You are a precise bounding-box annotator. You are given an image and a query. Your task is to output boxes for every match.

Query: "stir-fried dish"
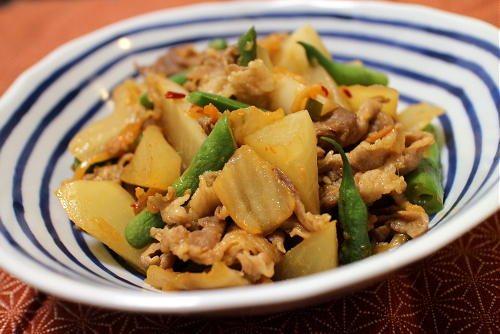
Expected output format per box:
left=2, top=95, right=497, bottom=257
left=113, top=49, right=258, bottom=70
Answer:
left=56, top=25, right=445, bottom=290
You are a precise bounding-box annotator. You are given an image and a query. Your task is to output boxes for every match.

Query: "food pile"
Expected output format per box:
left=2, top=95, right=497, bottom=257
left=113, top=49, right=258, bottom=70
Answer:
left=56, top=25, right=444, bottom=290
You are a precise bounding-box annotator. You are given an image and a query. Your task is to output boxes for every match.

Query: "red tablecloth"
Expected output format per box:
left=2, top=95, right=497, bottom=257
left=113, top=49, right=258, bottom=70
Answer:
left=0, top=1, right=498, bottom=333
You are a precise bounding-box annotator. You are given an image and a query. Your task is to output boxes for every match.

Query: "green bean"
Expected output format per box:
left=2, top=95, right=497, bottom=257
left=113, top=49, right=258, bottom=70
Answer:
left=209, top=38, right=228, bottom=50
left=298, top=41, right=388, bottom=86
left=187, top=91, right=251, bottom=111
left=125, top=113, right=237, bottom=248
left=321, top=137, right=371, bottom=264
left=422, top=124, right=442, bottom=164
left=404, top=124, right=444, bottom=215
left=169, top=69, right=189, bottom=85
left=238, top=26, right=257, bottom=66
left=125, top=211, right=164, bottom=248
left=171, top=112, right=237, bottom=197
left=139, top=92, right=154, bottom=109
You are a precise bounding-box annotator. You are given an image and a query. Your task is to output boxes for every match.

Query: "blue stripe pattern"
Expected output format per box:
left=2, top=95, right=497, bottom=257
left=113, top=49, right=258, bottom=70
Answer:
left=0, top=7, right=498, bottom=291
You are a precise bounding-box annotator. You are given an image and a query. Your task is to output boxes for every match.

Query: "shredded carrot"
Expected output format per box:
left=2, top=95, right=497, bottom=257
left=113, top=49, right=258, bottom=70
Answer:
left=365, top=126, right=394, bottom=143
left=188, top=105, right=204, bottom=119
left=188, top=104, right=220, bottom=123
left=202, top=104, right=221, bottom=123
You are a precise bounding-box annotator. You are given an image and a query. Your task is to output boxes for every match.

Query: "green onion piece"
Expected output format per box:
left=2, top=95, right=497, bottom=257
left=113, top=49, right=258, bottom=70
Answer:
left=209, top=38, right=228, bottom=50
left=71, top=158, right=81, bottom=171
left=305, top=98, right=323, bottom=121
left=71, top=157, right=115, bottom=174
left=139, top=93, right=154, bottom=109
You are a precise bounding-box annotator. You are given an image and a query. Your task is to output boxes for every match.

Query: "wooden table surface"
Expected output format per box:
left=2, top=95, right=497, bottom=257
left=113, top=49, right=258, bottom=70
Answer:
left=0, top=1, right=498, bottom=333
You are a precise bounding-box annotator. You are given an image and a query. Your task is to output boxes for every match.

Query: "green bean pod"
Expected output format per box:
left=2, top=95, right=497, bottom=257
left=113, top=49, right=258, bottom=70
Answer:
left=238, top=26, right=257, bottom=66
left=422, top=124, right=442, bottom=164
left=169, top=69, right=189, bottom=85
left=187, top=91, right=251, bottom=111
left=298, top=41, right=388, bottom=86
left=171, top=112, right=237, bottom=197
left=321, top=137, right=371, bottom=264
left=404, top=124, right=444, bottom=215
left=125, top=211, right=164, bottom=248
left=125, top=113, right=237, bottom=248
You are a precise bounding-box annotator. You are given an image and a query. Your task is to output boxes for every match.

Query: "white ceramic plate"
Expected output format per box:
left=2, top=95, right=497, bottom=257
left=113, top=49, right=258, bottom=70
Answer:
left=0, top=1, right=498, bottom=314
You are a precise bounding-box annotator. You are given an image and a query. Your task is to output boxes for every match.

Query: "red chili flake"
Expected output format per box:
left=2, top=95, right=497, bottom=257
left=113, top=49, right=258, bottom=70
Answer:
left=321, top=85, right=329, bottom=97
left=130, top=202, right=140, bottom=209
left=165, top=91, right=186, bottom=99
left=342, top=88, right=352, bottom=98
